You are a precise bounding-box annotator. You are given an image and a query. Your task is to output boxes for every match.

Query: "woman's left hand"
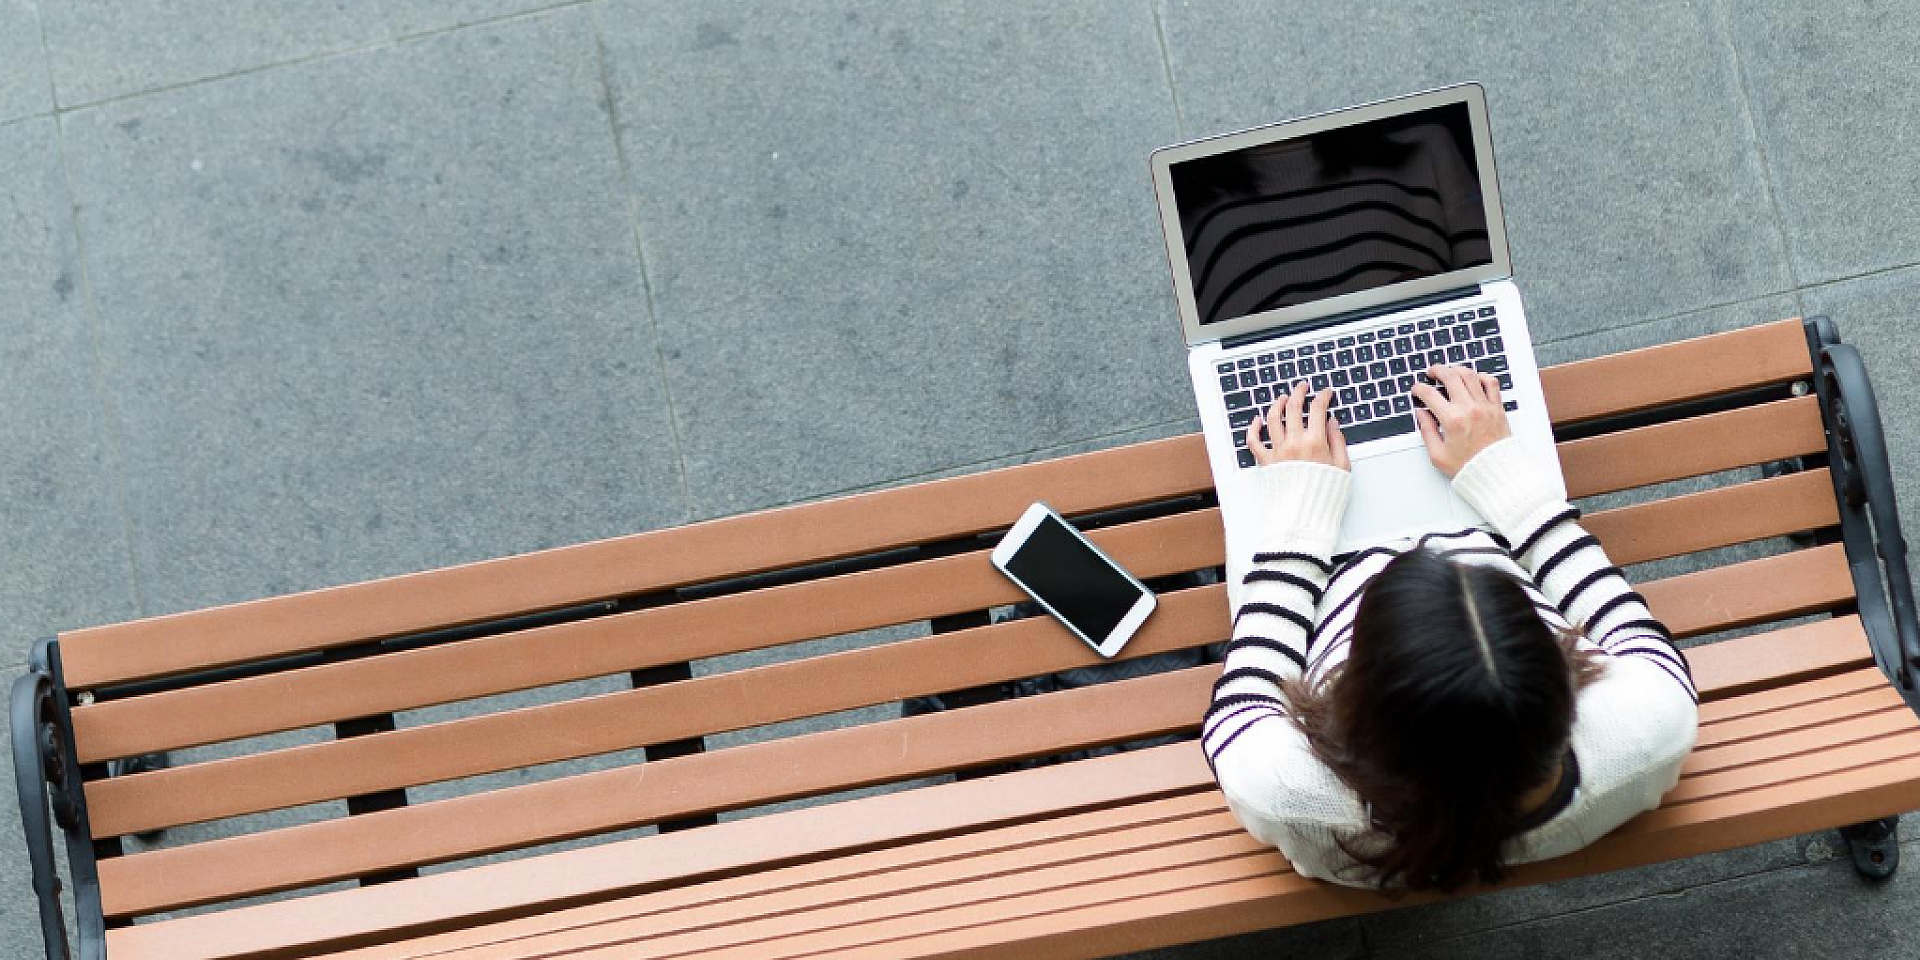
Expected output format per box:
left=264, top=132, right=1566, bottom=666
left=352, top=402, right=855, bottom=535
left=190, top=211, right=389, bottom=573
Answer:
left=1247, top=381, right=1350, bottom=472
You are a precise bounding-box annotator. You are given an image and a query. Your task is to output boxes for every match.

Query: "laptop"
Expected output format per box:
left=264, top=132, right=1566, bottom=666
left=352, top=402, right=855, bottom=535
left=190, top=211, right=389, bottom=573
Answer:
left=1149, top=82, right=1568, bottom=554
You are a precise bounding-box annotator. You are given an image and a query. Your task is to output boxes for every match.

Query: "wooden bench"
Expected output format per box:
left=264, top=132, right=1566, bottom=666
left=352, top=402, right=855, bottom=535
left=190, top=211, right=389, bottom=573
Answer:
left=13, top=316, right=1920, bottom=959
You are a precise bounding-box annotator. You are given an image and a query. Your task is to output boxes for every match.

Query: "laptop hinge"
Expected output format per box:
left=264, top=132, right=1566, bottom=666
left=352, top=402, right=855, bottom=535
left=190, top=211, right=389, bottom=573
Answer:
left=1219, top=284, right=1484, bottom=351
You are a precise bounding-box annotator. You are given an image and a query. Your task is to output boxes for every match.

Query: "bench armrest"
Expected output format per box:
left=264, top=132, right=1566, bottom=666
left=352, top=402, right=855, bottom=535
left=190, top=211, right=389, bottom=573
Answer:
left=1812, top=328, right=1920, bottom=705
left=13, top=642, right=107, bottom=960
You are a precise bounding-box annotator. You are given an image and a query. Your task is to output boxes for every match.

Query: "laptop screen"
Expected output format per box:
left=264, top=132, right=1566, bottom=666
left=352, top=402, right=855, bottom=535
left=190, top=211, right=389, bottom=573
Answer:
left=1168, top=102, right=1491, bottom=327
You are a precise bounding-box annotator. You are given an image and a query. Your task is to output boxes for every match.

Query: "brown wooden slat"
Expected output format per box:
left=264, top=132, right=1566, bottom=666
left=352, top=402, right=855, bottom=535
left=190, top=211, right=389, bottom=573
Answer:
left=1686, top=615, right=1870, bottom=703
left=1642, top=543, right=1854, bottom=639
left=1557, top=395, right=1826, bottom=499
left=1584, top=468, right=1837, bottom=567
left=70, top=508, right=1226, bottom=763
left=1699, top=666, right=1883, bottom=726
left=58, top=434, right=1217, bottom=689
left=1538, top=318, right=1810, bottom=426
left=83, top=584, right=1229, bottom=838
left=96, top=665, right=1219, bottom=916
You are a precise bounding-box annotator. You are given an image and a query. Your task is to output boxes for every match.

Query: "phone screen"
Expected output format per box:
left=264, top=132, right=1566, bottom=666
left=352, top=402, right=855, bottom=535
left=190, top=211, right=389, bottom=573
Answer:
left=1002, top=514, right=1146, bottom=644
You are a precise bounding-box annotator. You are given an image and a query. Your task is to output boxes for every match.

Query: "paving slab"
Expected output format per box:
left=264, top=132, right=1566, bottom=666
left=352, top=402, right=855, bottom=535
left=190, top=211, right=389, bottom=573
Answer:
left=0, top=116, right=141, bottom=648
left=1722, top=0, right=1920, bottom=285
left=37, top=0, right=572, bottom=107
left=597, top=0, right=1190, bottom=519
left=0, top=0, right=51, bottom=123
left=1156, top=0, right=1794, bottom=345
left=60, top=8, right=687, bottom=617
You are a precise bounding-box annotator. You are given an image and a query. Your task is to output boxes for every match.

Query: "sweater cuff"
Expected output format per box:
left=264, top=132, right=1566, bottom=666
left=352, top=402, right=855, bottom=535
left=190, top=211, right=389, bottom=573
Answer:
left=1248, top=461, right=1353, bottom=554
left=1450, top=437, right=1566, bottom=536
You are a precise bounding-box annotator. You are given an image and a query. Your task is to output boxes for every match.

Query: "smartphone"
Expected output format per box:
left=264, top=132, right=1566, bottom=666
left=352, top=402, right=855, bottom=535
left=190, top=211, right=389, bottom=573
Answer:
left=989, top=502, right=1157, bottom=658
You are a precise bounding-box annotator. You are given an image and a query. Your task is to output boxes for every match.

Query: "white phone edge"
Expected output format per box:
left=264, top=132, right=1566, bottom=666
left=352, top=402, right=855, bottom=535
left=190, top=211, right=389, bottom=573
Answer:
left=990, top=501, right=1159, bottom=659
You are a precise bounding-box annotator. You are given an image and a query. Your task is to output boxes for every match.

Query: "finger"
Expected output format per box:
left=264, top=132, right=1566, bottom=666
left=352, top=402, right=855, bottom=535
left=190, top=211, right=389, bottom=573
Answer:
left=1245, top=411, right=1268, bottom=461
left=1307, top=384, right=1332, bottom=438
left=1480, top=372, right=1501, bottom=404
left=1285, top=380, right=1309, bottom=433
left=1327, top=409, right=1350, bottom=470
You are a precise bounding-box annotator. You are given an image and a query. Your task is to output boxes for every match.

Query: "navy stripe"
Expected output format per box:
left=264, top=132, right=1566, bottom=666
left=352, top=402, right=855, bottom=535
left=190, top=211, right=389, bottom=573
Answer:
left=1609, top=617, right=1675, bottom=642
left=1308, top=624, right=1355, bottom=673
left=1536, top=534, right=1602, bottom=584
left=1585, top=590, right=1651, bottom=636
left=1242, top=569, right=1325, bottom=600
left=1416, top=527, right=1498, bottom=545
left=1514, top=507, right=1582, bottom=558
left=1560, top=565, right=1624, bottom=616
left=1438, top=545, right=1512, bottom=560
left=1252, top=551, right=1333, bottom=573
left=1208, top=711, right=1280, bottom=762
left=1640, top=655, right=1700, bottom=703
left=1226, top=637, right=1308, bottom=672
left=1214, top=666, right=1288, bottom=695
left=1204, top=701, right=1284, bottom=739
left=1331, top=545, right=1400, bottom=583
left=1609, top=638, right=1695, bottom=680
left=1237, top=602, right=1314, bottom=634
left=1211, top=692, right=1285, bottom=711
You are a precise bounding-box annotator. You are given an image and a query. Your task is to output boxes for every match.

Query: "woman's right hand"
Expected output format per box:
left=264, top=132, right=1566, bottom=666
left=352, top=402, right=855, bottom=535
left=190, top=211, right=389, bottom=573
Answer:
left=1410, top=364, right=1511, bottom=478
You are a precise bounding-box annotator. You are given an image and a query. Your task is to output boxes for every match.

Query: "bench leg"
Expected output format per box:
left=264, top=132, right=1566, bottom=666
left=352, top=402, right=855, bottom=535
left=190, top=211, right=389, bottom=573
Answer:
left=1838, top=817, right=1901, bottom=880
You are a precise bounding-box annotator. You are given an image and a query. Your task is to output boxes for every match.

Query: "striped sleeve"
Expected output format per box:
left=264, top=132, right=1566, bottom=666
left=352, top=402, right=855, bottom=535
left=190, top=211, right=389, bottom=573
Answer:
left=1451, top=438, right=1697, bottom=702
left=1206, top=461, right=1352, bottom=767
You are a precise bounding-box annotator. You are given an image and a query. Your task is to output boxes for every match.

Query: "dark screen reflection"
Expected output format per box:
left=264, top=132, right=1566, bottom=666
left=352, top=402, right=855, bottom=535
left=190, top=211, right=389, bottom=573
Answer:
left=1172, top=103, right=1491, bottom=325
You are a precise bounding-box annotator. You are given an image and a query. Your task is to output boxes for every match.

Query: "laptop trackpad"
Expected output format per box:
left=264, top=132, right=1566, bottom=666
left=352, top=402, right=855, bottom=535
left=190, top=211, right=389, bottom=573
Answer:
left=1337, top=447, right=1461, bottom=551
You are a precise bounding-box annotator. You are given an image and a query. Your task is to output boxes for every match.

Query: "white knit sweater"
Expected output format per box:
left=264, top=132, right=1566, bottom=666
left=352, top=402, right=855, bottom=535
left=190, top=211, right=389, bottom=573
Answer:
left=1204, top=437, right=1699, bottom=887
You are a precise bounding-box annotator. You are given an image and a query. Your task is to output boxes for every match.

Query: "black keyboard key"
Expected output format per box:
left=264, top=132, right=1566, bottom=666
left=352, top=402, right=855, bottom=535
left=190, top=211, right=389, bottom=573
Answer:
left=1333, top=407, right=1353, bottom=426
left=1359, top=382, right=1379, bottom=401
left=1393, top=394, right=1412, bottom=413
left=1257, top=353, right=1275, bottom=364
left=1337, top=336, right=1356, bottom=348
left=1503, top=399, right=1519, bottom=411
left=1414, top=332, right=1433, bottom=350
left=1225, top=391, right=1253, bottom=410
left=1319, top=355, right=1338, bottom=373
left=1466, top=340, right=1485, bottom=359
left=1336, top=349, right=1355, bottom=366
left=1498, top=373, right=1513, bottom=390
left=1277, top=361, right=1296, bottom=379
left=1372, top=399, right=1392, bottom=418
left=1478, top=306, right=1496, bottom=317
left=1428, top=349, right=1446, bottom=366
left=1354, top=404, right=1373, bottom=422
left=1229, top=408, right=1257, bottom=429
left=1407, top=352, right=1427, bottom=370
left=1369, top=361, right=1388, bottom=380
left=1237, top=358, right=1255, bottom=369
left=1447, top=345, right=1466, bottom=363
left=1381, top=377, right=1399, bottom=396
left=1318, top=342, right=1336, bottom=353
left=1395, top=336, right=1413, bottom=353
left=1417, top=319, right=1436, bottom=330
left=1356, top=345, right=1374, bottom=362
left=1434, top=328, right=1453, bottom=346
left=1240, top=371, right=1259, bottom=388
left=1331, top=369, right=1350, bottom=387
left=1258, top=366, right=1278, bottom=384
left=1253, top=385, right=1273, bottom=405
left=1359, top=330, right=1376, bottom=343
left=1471, top=319, right=1499, bottom=338
left=1277, top=348, right=1295, bottom=360
left=1343, top=412, right=1416, bottom=444
left=1339, top=387, right=1359, bottom=406
left=1476, top=356, right=1509, bottom=374
left=1375, top=340, right=1394, bottom=359
left=1389, top=357, right=1408, bottom=375
left=1397, top=323, right=1416, bottom=335
left=1441, top=314, right=1459, bottom=326
left=1311, top=374, right=1330, bottom=391
left=1488, top=336, right=1504, bottom=353
left=1220, top=375, right=1238, bottom=392
left=1233, top=429, right=1248, bottom=449
left=1397, top=374, right=1415, bottom=392
left=1237, top=449, right=1256, bottom=468
left=1217, top=362, right=1236, bottom=375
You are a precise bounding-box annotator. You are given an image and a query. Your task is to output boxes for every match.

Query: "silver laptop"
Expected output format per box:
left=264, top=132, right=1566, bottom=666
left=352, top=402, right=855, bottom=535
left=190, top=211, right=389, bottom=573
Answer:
left=1150, top=83, right=1567, bottom=554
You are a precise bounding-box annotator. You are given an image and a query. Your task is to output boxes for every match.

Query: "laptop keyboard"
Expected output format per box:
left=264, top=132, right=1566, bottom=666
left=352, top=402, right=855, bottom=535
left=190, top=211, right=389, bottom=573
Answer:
left=1218, top=305, right=1518, bottom=469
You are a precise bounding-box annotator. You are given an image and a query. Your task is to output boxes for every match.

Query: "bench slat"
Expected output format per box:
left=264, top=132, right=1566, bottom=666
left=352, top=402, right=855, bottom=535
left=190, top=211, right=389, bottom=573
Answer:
left=74, top=454, right=1842, bottom=767
left=1536, top=318, right=1811, bottom=426
left=1686, top=616, right=1873, bottom=703
left=94, top=616, right=1878, bottom=958
left=82, top=534, right=1852, bottom=841
left=1559, top=395, right=1825, bottom=500
left=56, top=321, right=1816, bottom=691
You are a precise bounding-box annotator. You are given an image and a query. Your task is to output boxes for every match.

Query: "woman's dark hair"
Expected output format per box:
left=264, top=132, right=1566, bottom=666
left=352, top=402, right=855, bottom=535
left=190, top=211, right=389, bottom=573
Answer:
left=1282, top=547, right=1603, bottom=893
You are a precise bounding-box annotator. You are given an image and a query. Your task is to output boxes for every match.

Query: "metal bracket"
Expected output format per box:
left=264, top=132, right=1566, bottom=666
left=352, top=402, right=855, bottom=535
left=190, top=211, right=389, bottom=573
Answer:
left=1839, top=816, right=1901, bottom=880
left=13, top=639, right=107, bottom=959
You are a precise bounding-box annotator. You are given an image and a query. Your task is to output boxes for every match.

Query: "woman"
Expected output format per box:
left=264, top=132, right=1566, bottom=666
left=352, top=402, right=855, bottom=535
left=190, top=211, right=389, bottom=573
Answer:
left=1204, top=363, right=1698, bottom=892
